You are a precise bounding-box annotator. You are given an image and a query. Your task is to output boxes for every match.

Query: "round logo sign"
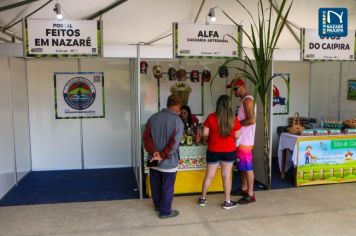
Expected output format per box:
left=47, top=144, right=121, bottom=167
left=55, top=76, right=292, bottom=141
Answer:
left=63, top=77, right=96, bottom=110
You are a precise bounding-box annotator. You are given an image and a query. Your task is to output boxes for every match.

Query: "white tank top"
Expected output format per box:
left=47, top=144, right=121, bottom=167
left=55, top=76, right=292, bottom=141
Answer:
left=236, top=95, right=256, bottom=146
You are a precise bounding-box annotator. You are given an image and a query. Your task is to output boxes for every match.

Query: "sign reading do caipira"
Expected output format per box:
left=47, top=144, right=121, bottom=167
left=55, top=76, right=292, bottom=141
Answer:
left=302, top=28, right=355, bottom=61
left=23, top=19, right=102, bottom=57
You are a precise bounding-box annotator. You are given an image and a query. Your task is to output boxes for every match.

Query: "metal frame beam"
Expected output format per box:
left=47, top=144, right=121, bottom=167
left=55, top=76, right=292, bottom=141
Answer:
left=82, top=0, right=128, bottom=20
left=0, top=0, right=40, bottom=12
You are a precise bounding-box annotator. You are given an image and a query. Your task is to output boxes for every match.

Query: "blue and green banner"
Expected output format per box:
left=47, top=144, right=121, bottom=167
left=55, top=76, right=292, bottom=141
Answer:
left=296, top=136, right=356, bottom=186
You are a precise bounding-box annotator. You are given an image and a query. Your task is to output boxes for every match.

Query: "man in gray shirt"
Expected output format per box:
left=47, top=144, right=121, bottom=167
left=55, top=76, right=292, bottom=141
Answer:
left=143, top=94, right=184, bottom=219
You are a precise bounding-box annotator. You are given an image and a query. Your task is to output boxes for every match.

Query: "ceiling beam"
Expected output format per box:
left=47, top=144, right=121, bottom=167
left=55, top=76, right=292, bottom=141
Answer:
left=0, top=0, right=40, bottom=12
left=3, top=0, right=54, bottom=31
left=83, top=0, right=128, bottom=20
left=0, top=27, right=22, bottom=41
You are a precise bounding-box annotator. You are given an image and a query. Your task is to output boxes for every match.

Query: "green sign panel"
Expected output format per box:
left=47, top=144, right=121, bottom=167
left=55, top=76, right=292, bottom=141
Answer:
left=331, top=139, right=356, bottom=149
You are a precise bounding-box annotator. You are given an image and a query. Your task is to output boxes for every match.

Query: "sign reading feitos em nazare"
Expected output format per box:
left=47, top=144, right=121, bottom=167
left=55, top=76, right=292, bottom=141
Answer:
left=23, top=19, right=102, bottom=57
left=173, top=22, right=241, bottom=58
left=302, top=28, right=355, bottom=61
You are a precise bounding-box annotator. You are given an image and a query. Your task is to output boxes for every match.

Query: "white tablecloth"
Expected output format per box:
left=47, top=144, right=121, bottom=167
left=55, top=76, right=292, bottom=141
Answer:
left=278, top=133, right=299, bottom=172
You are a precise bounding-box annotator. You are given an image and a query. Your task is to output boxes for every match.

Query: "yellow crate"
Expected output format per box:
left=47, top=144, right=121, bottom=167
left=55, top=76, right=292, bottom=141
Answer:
left=145, top=169, right=227, bottom=197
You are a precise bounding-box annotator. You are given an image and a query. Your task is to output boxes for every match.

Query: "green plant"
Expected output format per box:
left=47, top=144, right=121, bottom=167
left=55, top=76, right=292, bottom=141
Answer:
left=211, top=0, right=293, bottom=188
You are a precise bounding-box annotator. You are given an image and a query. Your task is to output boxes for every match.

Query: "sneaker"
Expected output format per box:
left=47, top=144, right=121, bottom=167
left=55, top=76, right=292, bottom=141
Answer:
left=237, top=194, right=256, bottom=205
left=222, top=200, right=237, bottom=209
left=159, top=210, right=179, bottom=219
left=231, top=188, right=249, bottom=197
left=198, top=197, right=206, bottom=207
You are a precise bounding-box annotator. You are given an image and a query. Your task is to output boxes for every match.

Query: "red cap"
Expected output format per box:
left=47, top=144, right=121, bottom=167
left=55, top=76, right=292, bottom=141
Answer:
left=226, top=78, right=245, bottom=89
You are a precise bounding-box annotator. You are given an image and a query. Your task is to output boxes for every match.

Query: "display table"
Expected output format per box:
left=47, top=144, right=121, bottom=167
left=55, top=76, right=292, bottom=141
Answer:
left=278, top=133, right=299, bottom=179
left=278, top=133, right=356, bottom=186
left=144, top=145, right=225, bottom=196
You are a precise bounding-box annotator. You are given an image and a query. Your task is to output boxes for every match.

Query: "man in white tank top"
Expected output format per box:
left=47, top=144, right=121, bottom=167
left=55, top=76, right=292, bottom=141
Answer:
left=227, top=78, right=257, bottom=204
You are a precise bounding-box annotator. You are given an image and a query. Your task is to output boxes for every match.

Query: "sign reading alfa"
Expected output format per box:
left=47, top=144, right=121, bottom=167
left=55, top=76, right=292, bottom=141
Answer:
left=302, top=28, right=355, bottom=61
left=23, top=19, right=102, bottom=57
left=173, top=22, right=241, bottom=58
left=54, top=72, right=105, bottom=119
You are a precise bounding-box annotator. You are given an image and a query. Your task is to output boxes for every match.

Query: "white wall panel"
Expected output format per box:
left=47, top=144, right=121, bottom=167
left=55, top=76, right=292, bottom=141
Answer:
left=309, top=62, right=340, bottom=121
left=80, top=59, right=132, bottom=168
left=27, top=59, right=82, bottom=170
left=10, top=58, right=31, bottom=180
left=0, top=57, right=16, bottom=199
left=271, top=62, right=310, bottom=156
left=339, top=62, right=356, bottom=121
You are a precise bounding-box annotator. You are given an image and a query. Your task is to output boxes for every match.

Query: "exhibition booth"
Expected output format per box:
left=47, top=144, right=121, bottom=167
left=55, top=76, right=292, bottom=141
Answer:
left=1, top=2, right=356, bottom=204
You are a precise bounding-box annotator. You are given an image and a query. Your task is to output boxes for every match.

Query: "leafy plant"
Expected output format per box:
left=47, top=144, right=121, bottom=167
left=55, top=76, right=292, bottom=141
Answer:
left=211, top=0, right=293, bottom=188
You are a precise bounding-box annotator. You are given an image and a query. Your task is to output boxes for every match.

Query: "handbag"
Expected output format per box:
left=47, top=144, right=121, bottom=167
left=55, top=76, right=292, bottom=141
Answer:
left=287, top=112, right=304, bottom=135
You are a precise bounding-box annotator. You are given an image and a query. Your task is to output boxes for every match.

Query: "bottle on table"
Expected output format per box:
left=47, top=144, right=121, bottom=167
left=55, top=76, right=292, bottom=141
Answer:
left=186, top=127, right=193, bottom=146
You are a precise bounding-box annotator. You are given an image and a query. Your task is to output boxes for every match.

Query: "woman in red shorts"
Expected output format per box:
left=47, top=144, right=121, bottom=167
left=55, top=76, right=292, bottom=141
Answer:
left=198, top=95, right=241, bottom=209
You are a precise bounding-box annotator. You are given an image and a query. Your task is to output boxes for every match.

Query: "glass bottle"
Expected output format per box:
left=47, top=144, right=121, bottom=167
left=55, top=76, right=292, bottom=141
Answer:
left=186, top=127, right=193, bottom=146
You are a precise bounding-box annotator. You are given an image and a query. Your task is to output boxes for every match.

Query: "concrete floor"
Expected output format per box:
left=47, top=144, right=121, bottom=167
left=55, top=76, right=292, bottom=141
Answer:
left=1, top=183, right=356, bottom=236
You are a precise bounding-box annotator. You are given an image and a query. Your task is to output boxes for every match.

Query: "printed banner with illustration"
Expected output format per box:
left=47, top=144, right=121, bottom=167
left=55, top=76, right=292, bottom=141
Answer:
left=272, top=73, right=289, bottom=115
left=23, top=19, right=102, bottom=57
left=296, top=136, right=356, bottom=186
left=54, top=72, right=105, bottom=119
left=302, top=28, right=355, bottom=61
left=173, top=22, right=241, bottom=58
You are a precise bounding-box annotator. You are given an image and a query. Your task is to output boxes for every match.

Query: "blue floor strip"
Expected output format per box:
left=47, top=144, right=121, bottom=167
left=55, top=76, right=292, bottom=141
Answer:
left=0, top=168, right=139, bottom=207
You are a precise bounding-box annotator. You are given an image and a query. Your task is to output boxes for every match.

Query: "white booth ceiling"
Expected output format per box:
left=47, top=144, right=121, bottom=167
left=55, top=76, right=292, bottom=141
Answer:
left=1, top=0, right=356, bottom=52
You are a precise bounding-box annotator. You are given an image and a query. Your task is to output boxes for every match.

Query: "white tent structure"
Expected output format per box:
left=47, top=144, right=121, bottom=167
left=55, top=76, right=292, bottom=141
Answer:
left=1, top=0, right=356, bottom=57
left=1, top=0, right=356, bottom=200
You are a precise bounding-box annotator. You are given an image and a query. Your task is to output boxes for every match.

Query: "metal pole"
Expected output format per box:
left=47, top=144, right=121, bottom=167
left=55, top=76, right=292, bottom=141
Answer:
left=78, top=58, right=84, bottom=169
left=25, top=58, right=33, bottom=172
left=136, top=44, right=143, bottom=200
left=8, top=57, right=18, bottom=184
left=338, top=62, right=342, bottom=121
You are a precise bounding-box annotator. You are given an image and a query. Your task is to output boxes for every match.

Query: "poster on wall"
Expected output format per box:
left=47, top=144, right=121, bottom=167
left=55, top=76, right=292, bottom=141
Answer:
left=347, top=80, right=356, bottom=100
left=173, top=22, right=241, bottom=58
left=302, top=28, right=355, bottom=61
left=54, top=72, right=105, bottom=119
left=272, top=73, right=290, bottom=115
left=296, top=136, right=356, bottom=186
left=23, top=19, right=102, bottom=57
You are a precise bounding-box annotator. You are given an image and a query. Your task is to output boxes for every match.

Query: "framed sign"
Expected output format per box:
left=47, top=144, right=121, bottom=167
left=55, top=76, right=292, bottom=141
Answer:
left=302, top=28, right=355, bottom=61
left=23, top=19, right=102, bottom=57
left=173, top=22, right=241, bottom=59
left=272, top=73, right=290, bottom=115
left=296, top=136, right=356, bottom=186
left=347, top=80, right=356, bottom=100
left=54, top=72, right=105, bottom=119
left=158, top=77, right=203, bottom=115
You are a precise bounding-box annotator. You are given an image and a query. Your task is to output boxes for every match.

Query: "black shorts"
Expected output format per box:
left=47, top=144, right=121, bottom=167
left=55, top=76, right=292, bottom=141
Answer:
left=206, top=150, right=236, bottom=164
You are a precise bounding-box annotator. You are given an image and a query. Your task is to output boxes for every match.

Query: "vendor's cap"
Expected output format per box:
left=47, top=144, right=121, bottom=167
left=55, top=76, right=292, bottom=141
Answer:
left=218, top=66, right=229, bottom=78
left=201, top=69, right=211, bottom=82
left=140, top=61, right=148, bottom=74
left=190, top=70, right=200, bottom=82
left=153, top=65, right=163, bottom=79
left=226, top=78, right=245, bottom=89
left=177, top=69, right=187, bottom=81
left=167, top=94, right=181, bottom=106
left=168, top=67, right=177, bottom=81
